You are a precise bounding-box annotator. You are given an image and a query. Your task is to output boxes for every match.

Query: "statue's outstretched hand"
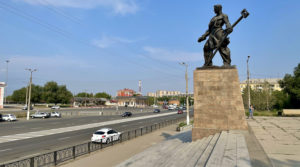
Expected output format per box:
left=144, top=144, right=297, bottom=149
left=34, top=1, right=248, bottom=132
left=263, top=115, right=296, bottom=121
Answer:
left=198, top=36, right=206, bottom=43
left=226, top=27, right=233, bottom=34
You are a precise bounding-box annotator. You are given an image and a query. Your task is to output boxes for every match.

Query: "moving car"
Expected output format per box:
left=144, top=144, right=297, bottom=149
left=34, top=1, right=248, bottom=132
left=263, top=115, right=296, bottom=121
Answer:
left=30, top=112, right=50, bottom=119
left=51, top=105, right=60, bottom=110
left=177, top=109, right=183, bottom=114
left=22, top=105, right=33, bottom=110
left=153, top=109, right=160, bottom=113
left=121, top=112, right=132, bottom=117
left=50, top=112, right=61, bottom=118
left=2, top=114, right=17, bottom=121
left=91, top=128, right=121, bottom=144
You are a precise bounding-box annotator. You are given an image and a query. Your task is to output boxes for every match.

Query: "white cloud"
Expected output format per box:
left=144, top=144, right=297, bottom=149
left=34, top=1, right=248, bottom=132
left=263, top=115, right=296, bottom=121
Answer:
left=143, top=46, right=203, bottom=62
left=92, top=35, right=135, bottom=48
left=17, top=0, right=139, bottom=15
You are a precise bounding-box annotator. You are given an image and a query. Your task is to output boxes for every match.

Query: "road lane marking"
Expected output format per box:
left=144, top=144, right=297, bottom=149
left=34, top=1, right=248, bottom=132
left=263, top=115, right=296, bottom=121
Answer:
left=58, top=137, right=70, bottom=140
left=0, top=112, right=176, bottom=144
left=0, top=148, right=12, bottom=152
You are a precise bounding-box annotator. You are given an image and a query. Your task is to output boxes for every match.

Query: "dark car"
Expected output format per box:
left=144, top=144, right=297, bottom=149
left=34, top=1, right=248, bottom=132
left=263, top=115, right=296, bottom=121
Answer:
left=153, top=109, right=160, bottom=113
left=0, top=113, right=2, bottom=122
left=177, top=109, right=183, bottom=114
left=121, top=112, right=132, bottom=117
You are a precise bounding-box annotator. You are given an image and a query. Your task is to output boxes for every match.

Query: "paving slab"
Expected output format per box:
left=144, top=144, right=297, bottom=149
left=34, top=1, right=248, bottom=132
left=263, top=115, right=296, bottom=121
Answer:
left=247, top=117, right=300, bottom=167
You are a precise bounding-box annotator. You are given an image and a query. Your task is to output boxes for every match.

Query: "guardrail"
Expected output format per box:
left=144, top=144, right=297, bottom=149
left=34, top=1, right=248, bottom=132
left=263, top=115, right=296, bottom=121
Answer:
left=0, top=117, right=186, bottom=167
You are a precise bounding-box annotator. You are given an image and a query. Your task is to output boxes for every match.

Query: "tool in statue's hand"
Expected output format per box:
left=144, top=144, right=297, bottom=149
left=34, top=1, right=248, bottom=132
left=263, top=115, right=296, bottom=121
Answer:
left=205, top=9, right=249, bottom=64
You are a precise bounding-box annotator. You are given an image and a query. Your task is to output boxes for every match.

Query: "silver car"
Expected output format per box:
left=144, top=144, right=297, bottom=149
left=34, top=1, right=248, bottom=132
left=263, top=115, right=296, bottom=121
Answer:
left=31, top=112, right=50, bottom=119
left=2, top=114, right=17, bottom=121
left=50, top=112, right=61, bottom=118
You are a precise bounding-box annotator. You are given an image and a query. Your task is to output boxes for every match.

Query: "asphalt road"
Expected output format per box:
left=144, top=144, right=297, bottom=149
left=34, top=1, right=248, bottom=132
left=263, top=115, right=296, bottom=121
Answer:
left=0, top=110, right=192, bottom=164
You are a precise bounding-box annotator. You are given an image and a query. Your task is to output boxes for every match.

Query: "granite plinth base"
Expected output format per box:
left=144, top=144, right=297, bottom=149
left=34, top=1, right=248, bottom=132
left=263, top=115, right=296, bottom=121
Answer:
left=192, top=67, right=248, bottom=141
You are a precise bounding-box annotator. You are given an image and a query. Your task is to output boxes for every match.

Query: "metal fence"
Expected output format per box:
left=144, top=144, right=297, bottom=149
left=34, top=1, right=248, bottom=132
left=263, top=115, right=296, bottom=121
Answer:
left=0, top=117, right=185, bottom=167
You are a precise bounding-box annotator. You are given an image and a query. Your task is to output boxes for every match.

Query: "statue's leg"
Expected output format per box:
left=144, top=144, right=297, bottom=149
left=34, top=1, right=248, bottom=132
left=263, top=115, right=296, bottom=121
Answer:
left=219, top=46, right=231, bottom=66
left=204, top=42, right=213, bottom=66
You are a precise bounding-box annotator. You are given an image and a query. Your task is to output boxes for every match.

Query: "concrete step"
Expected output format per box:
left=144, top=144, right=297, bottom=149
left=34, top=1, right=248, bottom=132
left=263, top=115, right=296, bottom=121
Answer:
left=205, top=131, right=228, bottom=167
left=161, top=138, right=201, bottom=167
left=177, top=135, right=212, bottom=167
left=205, top=131, right=251, bottom=167
left=185, top=135, right=213, bottom=167
left=117, top=130, right=192, bottom=167
left=195, top=132, right=221, bottom=167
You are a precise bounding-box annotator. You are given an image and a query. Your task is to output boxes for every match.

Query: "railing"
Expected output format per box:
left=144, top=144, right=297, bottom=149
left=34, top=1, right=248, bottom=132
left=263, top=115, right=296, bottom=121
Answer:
left=0, top=117, right=185, bottom=167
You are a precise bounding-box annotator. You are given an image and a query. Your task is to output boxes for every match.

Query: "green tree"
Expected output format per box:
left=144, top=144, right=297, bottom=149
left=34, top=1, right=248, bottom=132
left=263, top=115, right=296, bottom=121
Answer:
left=11, top=87, right=27, bottom=103
left=94, top=92, right=111, bottom=99
left=279, top=63, right=300, bottom=108
left=57, top=85, right=73, bottom=104
left=242, top=83, right=275, bottom=111
left=31, top=85, right=43, bottom=104
left=43, top=81, right=72, bottom=104
left=157, top=96, right=170, bottom=102
left=272, top=90, right=290, bottom=110
left=146, top=97, right=155, bottom=105
left=75, top=92, right=93, bottom=98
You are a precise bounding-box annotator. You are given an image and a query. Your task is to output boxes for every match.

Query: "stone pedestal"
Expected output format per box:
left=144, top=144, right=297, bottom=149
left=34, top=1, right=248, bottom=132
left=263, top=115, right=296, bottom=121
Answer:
left=192, top=67, right=248, bottom=141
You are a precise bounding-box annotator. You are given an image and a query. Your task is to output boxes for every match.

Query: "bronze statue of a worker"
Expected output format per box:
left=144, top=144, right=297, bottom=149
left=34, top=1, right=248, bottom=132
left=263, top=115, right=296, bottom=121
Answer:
left=198, top=4, right=233, bottom=67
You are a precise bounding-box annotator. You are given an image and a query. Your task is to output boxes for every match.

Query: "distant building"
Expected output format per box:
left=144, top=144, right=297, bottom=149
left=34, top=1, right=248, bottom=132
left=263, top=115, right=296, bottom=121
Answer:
left=168, top=99, right=180, bottom=106
left=147, top=90, right=193, bottom=98
left=147, top=92, right=156, bottom=97
left=116, top=96, right=148, bottom=107
left=240, top=78, right=282, bottom=92
left=0, top=82, right=5, bottom=108
left=117, top=88, right=136, bottom=97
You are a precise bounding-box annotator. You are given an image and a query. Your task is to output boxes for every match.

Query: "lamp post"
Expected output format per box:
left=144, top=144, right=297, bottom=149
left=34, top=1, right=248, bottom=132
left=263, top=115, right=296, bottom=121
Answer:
left=247, top=56, right=251, bottom=109
left=4, top=60, right=9, bottom=104
left=26, top=68, right=37, bottom=120
left=179, top=62, right=189, bottom=125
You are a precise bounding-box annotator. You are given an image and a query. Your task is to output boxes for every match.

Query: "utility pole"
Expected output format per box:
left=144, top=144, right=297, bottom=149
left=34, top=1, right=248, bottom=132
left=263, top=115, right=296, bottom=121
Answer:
left=85, top=90, right=88, bottom=107
left=26, top=68, right=37, bottom=120
left=247, top=56, right=251, bottom=109
left=4, top=60, right=9, bottom=104
left=180, top=62, right=189, bottom=125
left=25, top=83, right=29, bottom=106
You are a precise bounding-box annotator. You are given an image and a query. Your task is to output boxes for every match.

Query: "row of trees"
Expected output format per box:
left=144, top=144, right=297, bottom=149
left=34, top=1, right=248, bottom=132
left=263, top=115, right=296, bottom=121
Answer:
left=75, top=92, right=111, bottom=99
left=242, top=63, right=300, bottom=110
left=8, top=81, right=111, bottom=104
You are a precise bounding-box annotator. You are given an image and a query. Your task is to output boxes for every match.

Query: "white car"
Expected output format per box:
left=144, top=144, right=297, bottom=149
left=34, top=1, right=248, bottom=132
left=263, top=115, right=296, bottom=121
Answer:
left=50, top=112, right=61, bottom=118
left=91, top=128, right=121, bottom=144
left=51, top=105, right=60, bottom=109
left=2, top=114, right=17, bottom=121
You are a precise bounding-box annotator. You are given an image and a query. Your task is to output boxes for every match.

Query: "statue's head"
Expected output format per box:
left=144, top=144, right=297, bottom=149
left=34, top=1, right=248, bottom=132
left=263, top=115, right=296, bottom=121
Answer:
left=214, top=4, right=222, bottom=14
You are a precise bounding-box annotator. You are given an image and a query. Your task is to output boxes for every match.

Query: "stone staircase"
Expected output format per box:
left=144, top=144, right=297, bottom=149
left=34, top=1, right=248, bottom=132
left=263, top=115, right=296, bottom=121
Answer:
left=117, top=130, right=251, bottom=167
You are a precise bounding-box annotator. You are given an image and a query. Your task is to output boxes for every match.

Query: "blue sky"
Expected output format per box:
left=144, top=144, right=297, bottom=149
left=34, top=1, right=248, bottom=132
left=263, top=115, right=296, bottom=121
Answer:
left=0, top=0, right=300, bottom=96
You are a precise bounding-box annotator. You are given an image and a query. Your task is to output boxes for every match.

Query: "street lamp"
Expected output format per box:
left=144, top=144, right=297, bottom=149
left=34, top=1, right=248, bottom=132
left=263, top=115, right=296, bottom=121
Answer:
left=247, top=56, right=251, bottom=109
left=25, top=68, right=37, bottom=120
left=4, top=60, right=9, bottom=104
left=179, top=62, right=190, bottom=125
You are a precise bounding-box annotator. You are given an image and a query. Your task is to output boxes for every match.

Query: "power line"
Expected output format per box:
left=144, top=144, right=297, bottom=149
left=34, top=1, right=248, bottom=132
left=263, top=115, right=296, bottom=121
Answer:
left=37, top=0, right=82, bottom=25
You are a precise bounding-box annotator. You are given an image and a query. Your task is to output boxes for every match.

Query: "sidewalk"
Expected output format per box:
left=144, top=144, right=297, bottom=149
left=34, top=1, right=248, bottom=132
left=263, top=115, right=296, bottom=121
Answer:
left=247, top=117, right=300, bottom=167
left=60, top=117, right=300, bottom=167
left=60, top=124, right=179, bottom=167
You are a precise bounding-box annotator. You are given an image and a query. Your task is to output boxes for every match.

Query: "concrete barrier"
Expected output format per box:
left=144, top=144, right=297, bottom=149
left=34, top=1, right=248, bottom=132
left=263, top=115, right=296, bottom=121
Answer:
left=283, top=109, right=300, bottom=116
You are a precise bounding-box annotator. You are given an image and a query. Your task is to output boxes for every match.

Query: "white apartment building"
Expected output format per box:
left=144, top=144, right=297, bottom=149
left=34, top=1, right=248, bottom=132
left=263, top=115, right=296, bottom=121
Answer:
left=240, top=78, right=282, bottom=92
left=147, top=90, right=181, bottom=97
